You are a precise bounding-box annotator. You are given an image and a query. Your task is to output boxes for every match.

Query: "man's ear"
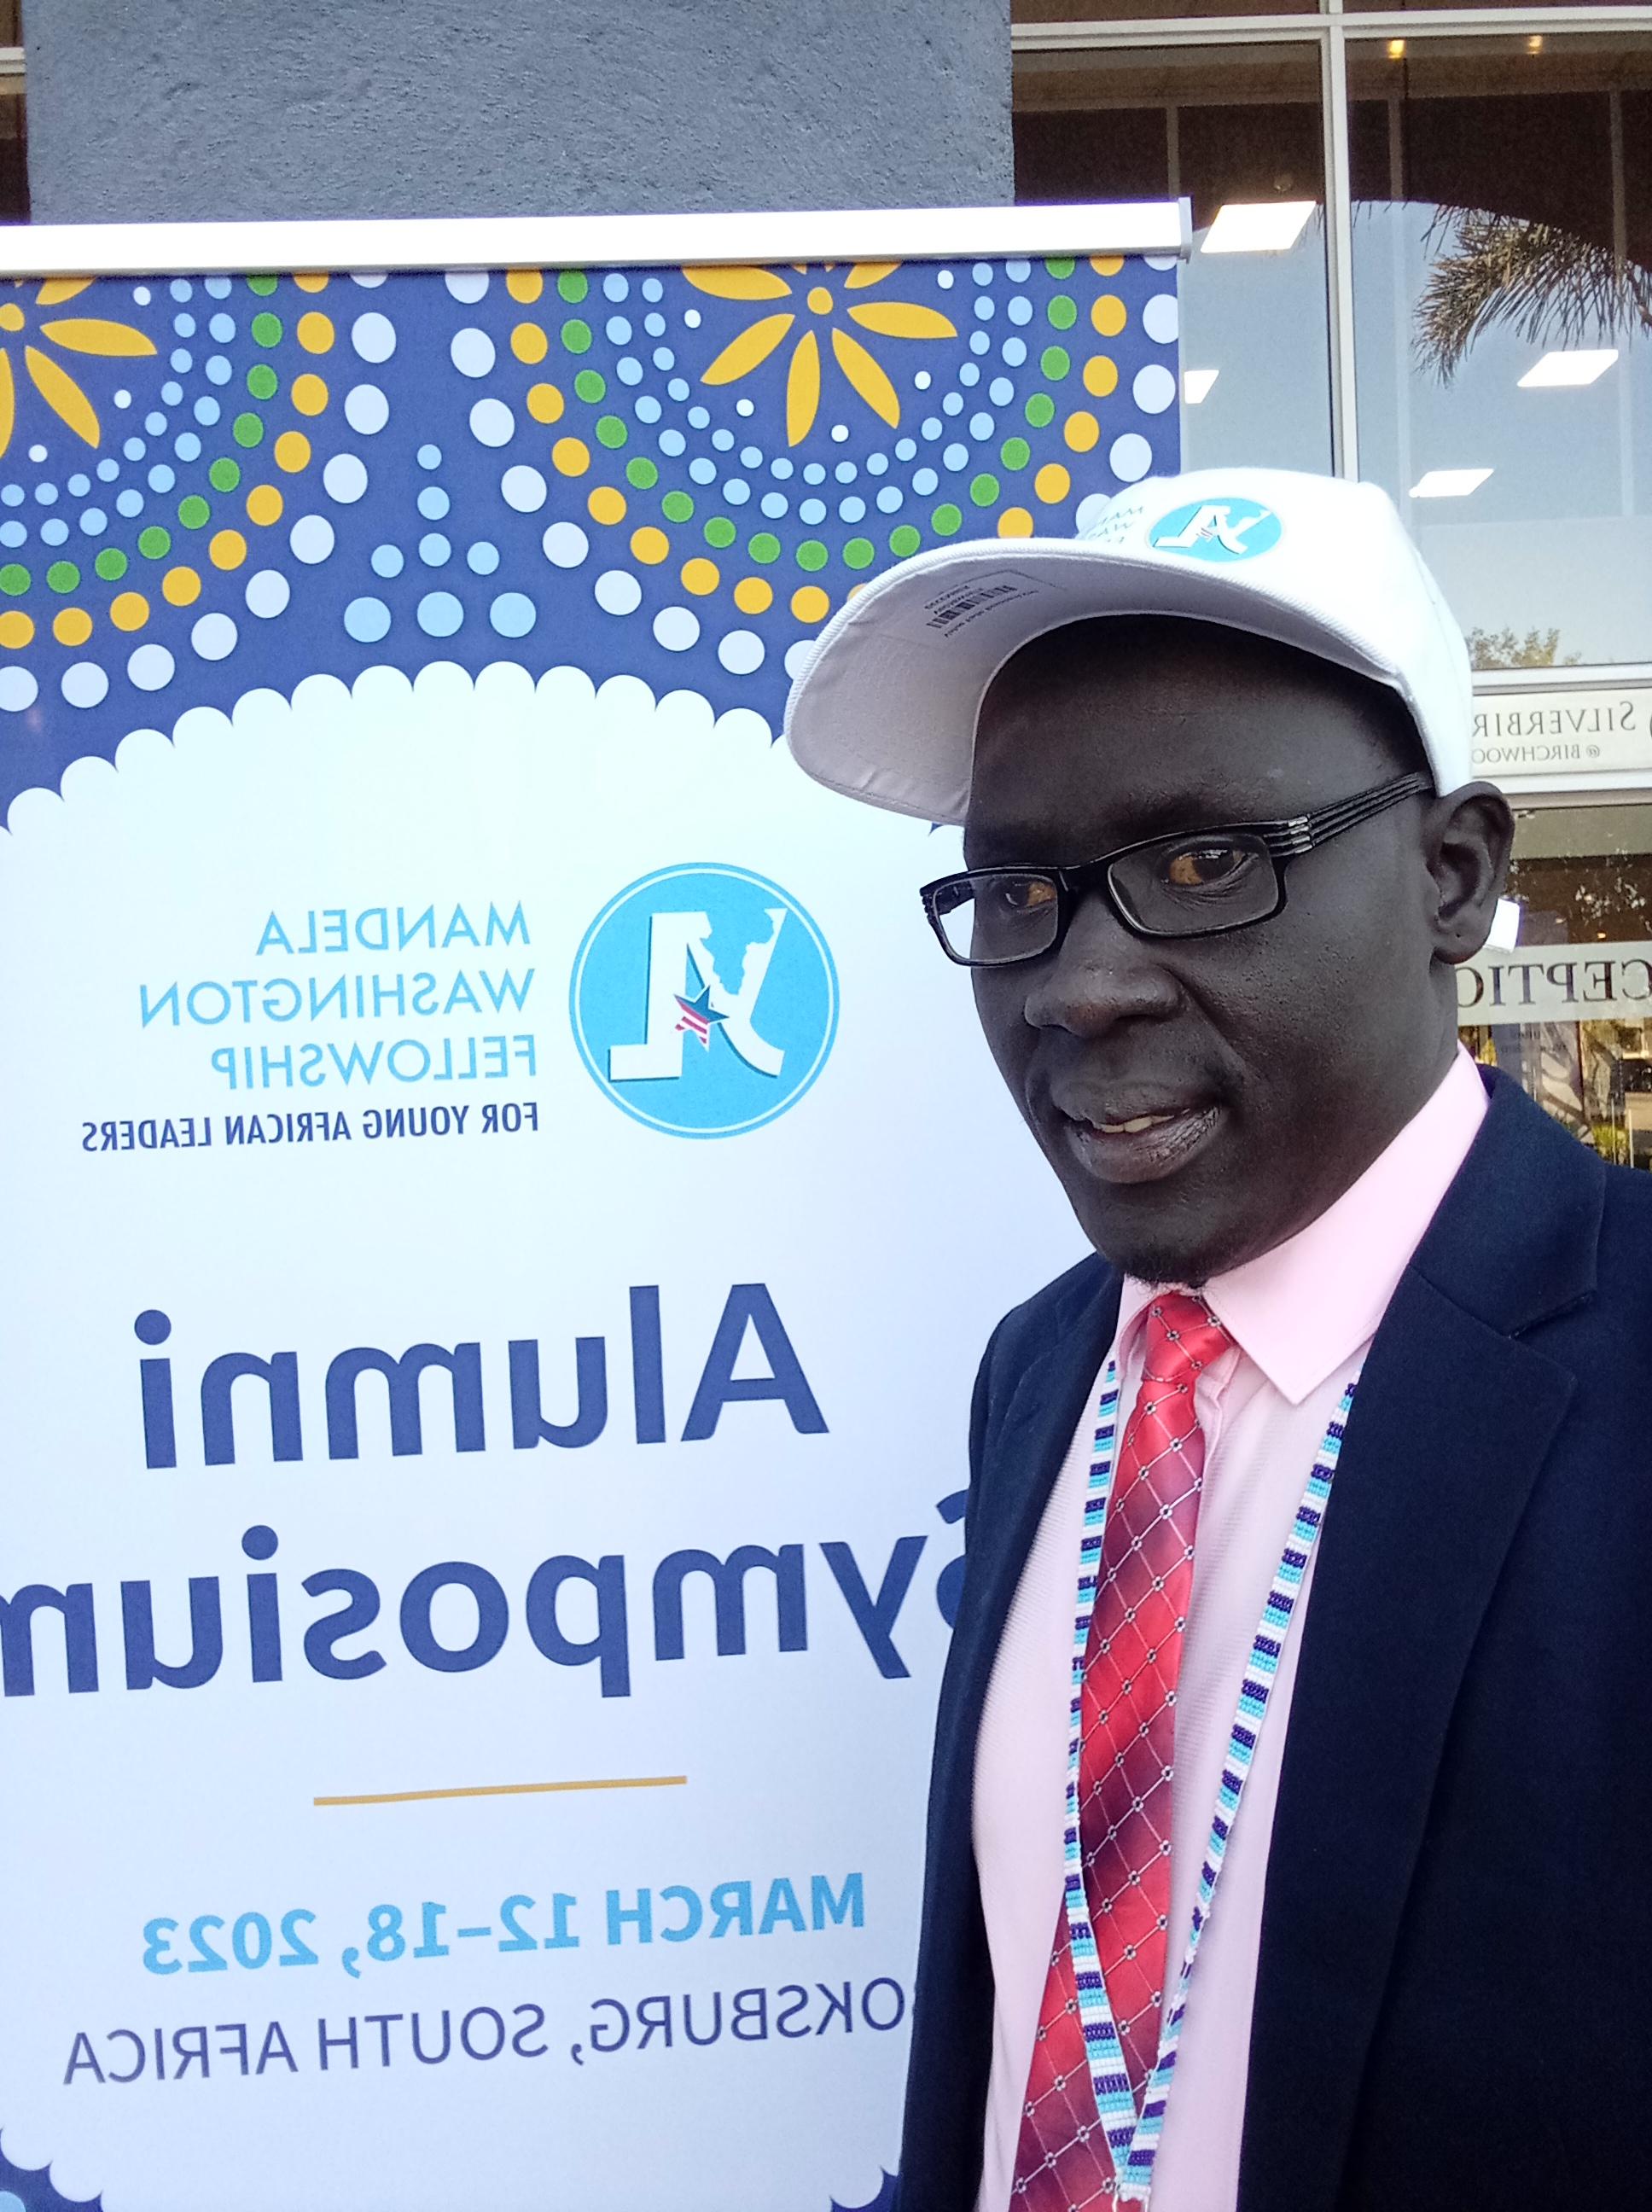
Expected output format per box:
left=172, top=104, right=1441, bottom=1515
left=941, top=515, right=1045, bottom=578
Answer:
left=1422, top=780, right=1516, bottom=963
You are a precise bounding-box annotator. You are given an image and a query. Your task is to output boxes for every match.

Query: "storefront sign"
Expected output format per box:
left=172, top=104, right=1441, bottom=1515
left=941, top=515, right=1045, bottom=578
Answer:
left=1471, top=684, right=1652, bottom=783
left=1456, top=940, right=1652, bottom=1024
left=0, top=211, right=1181, bottom=2212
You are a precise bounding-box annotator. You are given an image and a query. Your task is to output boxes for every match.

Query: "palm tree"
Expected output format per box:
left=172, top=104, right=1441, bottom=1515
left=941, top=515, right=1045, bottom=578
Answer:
left=1412, top=207, right=1652, bottom=382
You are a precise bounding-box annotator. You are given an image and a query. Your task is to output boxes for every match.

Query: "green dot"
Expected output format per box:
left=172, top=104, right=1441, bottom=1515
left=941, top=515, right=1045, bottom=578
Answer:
left=247, top=274, right=278, bottom=296
left=561, top=320, right=592, bottom=355
left=137, top=526, right=172, bottom=560
left=1044, top=257, right=1076, bottom=279
left=95, top=548, right=127, bottom=582
left=843, top=537, right=875, bottom=570
left=0, top=562, right=28, bottom=595
left=595, top=415, right=627, bottom=449
left=661, top=491, right=695, bottom=522
left=626, top=457, right=659, bottom=489
left=556, top=270, right=589, bottom=304
left=1041, top=346, right=1071, bottom=381
left=251, top=311, right=282, bottom=347
left=46, top=560, right=79, bottom=593
left=889, top=525, right=921, bottom=558
left=573, top=368, right=606, bottom=403
left=177, top=495, right=212, bottom=530
left=233, top=412, right=265, bottom=448
left=1026, top=393, right=1056, bottom=429
left=1047, top=296, right=1078, bottom=332
left=794, top=539, right=826, bottom=573
left=209, top=457, right=241, bottom=492
left=932, top=504, right=963, bottom=537
left=247, top=364, right=278, bottom=400
left=704, top=516, right=736, bottom=549
left=749, top=532, right=781, bottom=565
left=969, top=474, right=1000, bottom=509
left=1001, top=435, right=1031, bottom=470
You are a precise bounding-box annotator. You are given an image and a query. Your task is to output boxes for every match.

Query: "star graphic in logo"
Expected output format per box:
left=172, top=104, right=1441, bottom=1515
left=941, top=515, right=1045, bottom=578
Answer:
left=673, top=981, right=728, bottom=1049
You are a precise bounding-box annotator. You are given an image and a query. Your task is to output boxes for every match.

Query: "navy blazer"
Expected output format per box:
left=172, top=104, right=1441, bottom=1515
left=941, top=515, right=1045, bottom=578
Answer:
left=900, top=1071, right=1652, bottom=2211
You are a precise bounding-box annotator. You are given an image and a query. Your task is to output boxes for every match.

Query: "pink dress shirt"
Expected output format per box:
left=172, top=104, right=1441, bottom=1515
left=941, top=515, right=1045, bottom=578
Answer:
left=971, top=1049, right=1489, bottom=2212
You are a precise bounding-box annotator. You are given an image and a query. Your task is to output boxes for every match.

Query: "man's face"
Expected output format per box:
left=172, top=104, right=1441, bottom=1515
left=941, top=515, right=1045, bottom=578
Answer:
left=963, top=618, right=1490, bottom=1284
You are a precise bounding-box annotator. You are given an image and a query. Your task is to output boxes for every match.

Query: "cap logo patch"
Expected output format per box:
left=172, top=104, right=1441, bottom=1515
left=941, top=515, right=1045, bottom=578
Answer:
left=1149, top=498, right=1281, bottom=563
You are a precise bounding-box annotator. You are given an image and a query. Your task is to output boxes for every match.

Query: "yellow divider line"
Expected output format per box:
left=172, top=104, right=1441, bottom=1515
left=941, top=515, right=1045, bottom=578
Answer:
left=314, top=1774, right=688, bottom=1807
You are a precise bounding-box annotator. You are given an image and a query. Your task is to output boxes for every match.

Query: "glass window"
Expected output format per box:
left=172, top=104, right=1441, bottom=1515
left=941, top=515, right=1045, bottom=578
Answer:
left=1015, top=40, right=1333, bottom=470
left=1349, top=32, right=1652, bottom=669
left=1015, top=2, right=1317, bottom=20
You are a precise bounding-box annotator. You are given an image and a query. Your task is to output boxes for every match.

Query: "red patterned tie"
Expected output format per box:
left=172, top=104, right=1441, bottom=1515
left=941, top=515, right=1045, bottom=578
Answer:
left=1011, top=1294, right=1232, bottom=2208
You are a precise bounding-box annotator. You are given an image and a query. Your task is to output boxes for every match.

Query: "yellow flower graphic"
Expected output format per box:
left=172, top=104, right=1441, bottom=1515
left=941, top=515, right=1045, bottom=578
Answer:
left=686, top=261, right=957, bottom=445
left=0, top=277, right=157, bottom=457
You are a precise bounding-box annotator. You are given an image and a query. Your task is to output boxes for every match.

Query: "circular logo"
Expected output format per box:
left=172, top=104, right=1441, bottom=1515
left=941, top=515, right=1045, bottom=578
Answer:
left=1148, top=496, right=1282, bottom=564
left=569, top=864, right=839, bottom=1138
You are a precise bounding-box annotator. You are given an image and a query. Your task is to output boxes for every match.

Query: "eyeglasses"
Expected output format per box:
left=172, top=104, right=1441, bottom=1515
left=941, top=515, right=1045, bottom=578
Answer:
left=921, top=771, right=1433, bottom=967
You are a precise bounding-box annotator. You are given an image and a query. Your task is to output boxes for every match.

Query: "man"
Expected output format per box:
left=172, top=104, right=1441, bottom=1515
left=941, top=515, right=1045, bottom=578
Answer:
left=785, top=469, right=1652, bottom=2211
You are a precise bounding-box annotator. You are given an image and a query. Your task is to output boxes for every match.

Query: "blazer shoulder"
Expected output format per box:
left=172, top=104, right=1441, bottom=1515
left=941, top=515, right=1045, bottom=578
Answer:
left=979, top=1249, right=1113, bottom=1399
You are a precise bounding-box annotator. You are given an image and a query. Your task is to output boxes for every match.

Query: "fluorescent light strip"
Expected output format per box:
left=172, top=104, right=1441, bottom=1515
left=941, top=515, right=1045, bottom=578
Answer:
left=1182, top=368, right=1219, bottom=405
left=1411, top=468, right=1492, bottom=499
left=1201, top=201, right=1317, bottom=256
left=1519, top=349, right=1619, bottom=388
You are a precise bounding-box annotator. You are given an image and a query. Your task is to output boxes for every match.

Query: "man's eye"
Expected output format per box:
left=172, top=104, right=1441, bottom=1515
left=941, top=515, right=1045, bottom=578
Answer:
left=1164, top=842, right=1250, bottom=891
left=997, top=876, right=1057, bottom=913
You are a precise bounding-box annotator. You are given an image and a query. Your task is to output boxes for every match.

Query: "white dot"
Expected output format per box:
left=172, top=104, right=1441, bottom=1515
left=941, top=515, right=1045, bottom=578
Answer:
left=1143, top=294, right=1178, bottom=346
left=343, top=382, right=389, bottom=434
left=1075, top=491, right=1110, bottom=534
left=1145, top=253, right=1178, bottom=272
left=323, top=453, right=369, bottom=504
left=445, top=270, right=490, bottom=303
left=245, top=567, right=290, bottom=618
left=127, top=643, right=175, bottom=691
left=594, top=568, right=642, bottom=615
left=717, top=628, right=765, bottom=675
left=350, top=311, right=396, bottom=364
left=542, top=521, right=590, bottom=568
left=1133, top=364, right=1177, bottom=416
left=0, top=664, right=38, bottom=711
left=450, top=326, right=496, bottom=378
left=1109, top=432, right=1155, bottom=483
left=191, top=611, right=238, bottom=661
left=503, top=464, right=548, bottom=514
left=289, top=514, right=335, bottom=563
left=61, top=661, right=108, bottom=707
left=784, top=638, right=816, bottom=681
left=350, top=271, right=387, bottom=288
left=469, top=398, right=515, bottom=448
left=653, top=605, right=700, bottom=652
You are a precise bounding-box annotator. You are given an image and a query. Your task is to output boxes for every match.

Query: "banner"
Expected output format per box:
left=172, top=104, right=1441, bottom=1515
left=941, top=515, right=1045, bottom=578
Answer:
left=0, top=209, right=1182, bottom=2212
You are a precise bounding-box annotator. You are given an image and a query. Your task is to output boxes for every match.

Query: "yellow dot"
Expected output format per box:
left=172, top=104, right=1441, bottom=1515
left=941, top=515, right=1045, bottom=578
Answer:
left=587, top=485, right=627, bottom=526
left=210, top=529, right=247, bottom=571
left=291, top=373, right=329, bottom=416
left=0, top=302, right=24, bottom=333
left=1090, top=254, right=1125, bottom=276
left=1064, top=411, right=1100, bottom=454
left=512, top=322, right=548, bottom=364
left=274, top=431, right=311, bottom=473
left=631, top=527, right=670, bottom=566
left=681, top=557, right=720, bottom=597
left=161, top=567, right=201, bottom=607
left=552, top=436, right=590, bottom=477
left=1091, top=294, right=1128, bottom=338
left=1034, top=463, right=1071, bottom=504
left=791, top=585, right=831, bottom=625
left=294, top=271, right=330, bottom=294
left=734, top=576, right=772, bottom=614
left=50, top=608, right=88, bottom=647
left=506, top=270, right=544, bottom=304
left=528, top=381, right=566, bottom=424
left=807, top=286, right=834, bottom=315
left=0, top=608, right=36, bottom=646
left=998, top=507, right=1035, bottom=538
left=296, top=311, right=335, bottom=354
left=246, top=483, right=284, bottom=527
left=1085, top=354, right=1120, bottom=399
left=110, top=591, right=149, bottom=632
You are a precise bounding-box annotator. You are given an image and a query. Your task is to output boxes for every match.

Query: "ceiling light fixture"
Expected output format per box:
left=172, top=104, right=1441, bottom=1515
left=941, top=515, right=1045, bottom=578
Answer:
left=1410, top=468, right=1492, bottom=498
left=1201, top=201, right=1317, bottom=255
left=1182, top=368, right=1219, bottom=405
left=1519, top=348, right=1619, bottom=388
left=1387, top=38, right=1405, bottom=60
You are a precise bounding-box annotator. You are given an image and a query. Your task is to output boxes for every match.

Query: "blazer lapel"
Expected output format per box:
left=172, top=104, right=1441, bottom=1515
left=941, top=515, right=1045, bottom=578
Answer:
left=1239, top=1078, right=1601, bottom=2212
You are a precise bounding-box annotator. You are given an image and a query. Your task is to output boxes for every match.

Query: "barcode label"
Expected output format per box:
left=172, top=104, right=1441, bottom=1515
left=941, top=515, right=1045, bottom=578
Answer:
left=909, top=569, right=1047, bottom=638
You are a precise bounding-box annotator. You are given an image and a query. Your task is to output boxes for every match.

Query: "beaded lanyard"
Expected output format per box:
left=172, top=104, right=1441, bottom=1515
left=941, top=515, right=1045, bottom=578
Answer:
left=1059, top=1360, right=1358, bottom=2206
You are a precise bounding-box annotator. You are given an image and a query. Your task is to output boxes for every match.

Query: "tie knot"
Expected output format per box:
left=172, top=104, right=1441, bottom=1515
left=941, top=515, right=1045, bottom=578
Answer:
left=1142, top=1292, right=1231, bottom=1385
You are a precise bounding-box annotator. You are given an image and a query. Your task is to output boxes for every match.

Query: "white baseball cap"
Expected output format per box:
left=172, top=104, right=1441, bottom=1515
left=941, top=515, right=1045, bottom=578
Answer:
left=782, top=466, right=1474, bottom=823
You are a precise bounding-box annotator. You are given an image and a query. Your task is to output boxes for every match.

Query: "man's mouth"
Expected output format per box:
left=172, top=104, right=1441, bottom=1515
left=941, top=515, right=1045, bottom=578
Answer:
left=1054, top=1099, right=1224, bottom=1186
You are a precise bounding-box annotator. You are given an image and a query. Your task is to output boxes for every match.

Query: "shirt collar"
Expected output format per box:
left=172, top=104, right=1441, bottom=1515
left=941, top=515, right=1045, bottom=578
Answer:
left=1117, top=1048, right=1489, bottom=1406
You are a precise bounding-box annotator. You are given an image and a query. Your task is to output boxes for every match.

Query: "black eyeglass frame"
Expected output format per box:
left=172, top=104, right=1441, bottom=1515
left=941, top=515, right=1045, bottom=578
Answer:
left=920, top=770, right=1434, bottom=966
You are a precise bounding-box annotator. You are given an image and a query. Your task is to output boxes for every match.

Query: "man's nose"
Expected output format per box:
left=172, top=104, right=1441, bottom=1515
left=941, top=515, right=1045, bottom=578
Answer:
left=1020, top=888, right=1182, bottom=1037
